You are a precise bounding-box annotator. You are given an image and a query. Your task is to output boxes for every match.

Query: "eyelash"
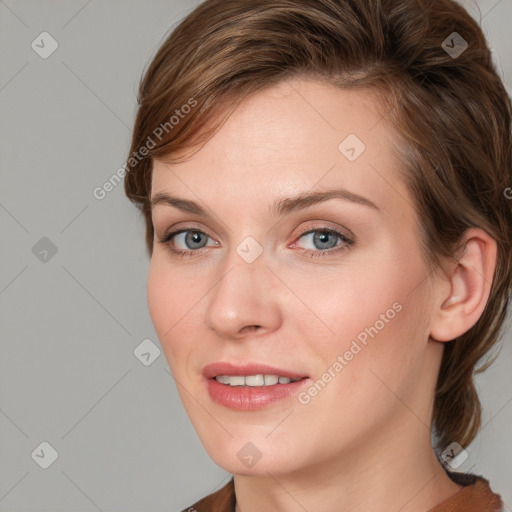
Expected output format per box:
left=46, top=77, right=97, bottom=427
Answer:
left=158, top=225, right=354, bottom=259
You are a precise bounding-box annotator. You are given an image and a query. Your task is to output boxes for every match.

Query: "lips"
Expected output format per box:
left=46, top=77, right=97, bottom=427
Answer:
left=202, top=362, right=311, bottom=410
left=202, top=362, right=308, bottom=381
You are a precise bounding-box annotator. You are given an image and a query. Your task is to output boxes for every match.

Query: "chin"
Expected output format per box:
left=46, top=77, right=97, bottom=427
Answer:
left=199, top=434, right=302, bottom=476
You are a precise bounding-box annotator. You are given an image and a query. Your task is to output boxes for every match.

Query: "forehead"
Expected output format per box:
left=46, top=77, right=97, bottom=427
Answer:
left=151, top=79, right=410, bottom=218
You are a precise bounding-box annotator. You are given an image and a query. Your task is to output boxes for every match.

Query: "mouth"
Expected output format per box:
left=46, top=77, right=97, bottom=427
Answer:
left=202, top=361, right=308, bottom=381
left=213, top=374, right=305, bottom=386
left=202, top=362, right=311, bottom=410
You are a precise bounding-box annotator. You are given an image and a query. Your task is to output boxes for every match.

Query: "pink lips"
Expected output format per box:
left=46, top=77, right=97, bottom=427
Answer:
left=202, top=362, right=310, bottom=410
left=202, top=362, right=307, bottom=380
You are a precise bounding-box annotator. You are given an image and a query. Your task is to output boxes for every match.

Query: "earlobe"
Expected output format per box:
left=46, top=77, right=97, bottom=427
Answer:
left=430, top=228, right=497, bottom=343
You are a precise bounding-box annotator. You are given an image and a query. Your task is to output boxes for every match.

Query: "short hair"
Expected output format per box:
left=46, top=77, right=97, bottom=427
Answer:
left=124, top=0, right=512, bottom=454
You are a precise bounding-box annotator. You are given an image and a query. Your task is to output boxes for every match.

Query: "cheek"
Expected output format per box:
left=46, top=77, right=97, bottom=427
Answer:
left=147, top=259, right=191, bottom=351
left=147, top=260, right=171, bottom=337
left=309, top=234, right=425, bottom=338
left=288, top=244, right=428, bottom=390
left=305, top=258, right=430, bottom=405
left=147, top=257, right=209, bottom=372
left=286, top=261, right=402, bottom=348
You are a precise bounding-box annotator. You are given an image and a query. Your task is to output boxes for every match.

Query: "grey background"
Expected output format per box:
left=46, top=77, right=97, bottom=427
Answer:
left=0, top=0, right=510, bottom=510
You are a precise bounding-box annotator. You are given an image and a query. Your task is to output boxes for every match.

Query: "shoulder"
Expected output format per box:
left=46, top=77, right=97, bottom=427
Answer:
left=430, top=470, right=504, bottom=512
left=179, top=477, right=235, bottom=512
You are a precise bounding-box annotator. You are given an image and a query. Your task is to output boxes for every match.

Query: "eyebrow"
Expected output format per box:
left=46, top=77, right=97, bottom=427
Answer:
left=150, top=188, right=381, bottom=217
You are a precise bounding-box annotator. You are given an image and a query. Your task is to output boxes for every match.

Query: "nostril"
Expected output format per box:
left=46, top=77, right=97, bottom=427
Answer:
left=241, top=325, right=261, bottom=334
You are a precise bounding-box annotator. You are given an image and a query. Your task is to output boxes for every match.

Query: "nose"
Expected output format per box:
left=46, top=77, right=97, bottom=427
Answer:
left=204, top=250, right=282, bottom=340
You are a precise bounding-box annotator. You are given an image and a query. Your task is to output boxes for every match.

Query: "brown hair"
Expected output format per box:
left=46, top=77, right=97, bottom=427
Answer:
left=124, top=0, right=512, bottom=453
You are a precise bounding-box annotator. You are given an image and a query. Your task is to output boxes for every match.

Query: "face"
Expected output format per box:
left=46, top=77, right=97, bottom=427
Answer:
left=148, top=78, right=443, bottom=478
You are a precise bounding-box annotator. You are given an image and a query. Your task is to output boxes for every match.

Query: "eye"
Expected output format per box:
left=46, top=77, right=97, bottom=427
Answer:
left=158, top=229, right=217, bottom=258
left=292, top=226, right=354, bottom=258
left=158, top=225, right=354, bottom=259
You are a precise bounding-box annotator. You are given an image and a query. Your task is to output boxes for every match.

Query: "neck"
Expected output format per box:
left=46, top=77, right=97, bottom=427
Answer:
left=233, top=417, right=462, bottom=512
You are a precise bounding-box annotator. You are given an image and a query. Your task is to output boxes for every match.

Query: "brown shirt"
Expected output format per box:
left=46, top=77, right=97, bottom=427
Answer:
left=181, top=471, right=504, bottom=512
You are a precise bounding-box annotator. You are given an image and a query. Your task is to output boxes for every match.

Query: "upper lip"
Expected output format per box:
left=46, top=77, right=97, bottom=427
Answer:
left=202, top=362, right=308, bottom=380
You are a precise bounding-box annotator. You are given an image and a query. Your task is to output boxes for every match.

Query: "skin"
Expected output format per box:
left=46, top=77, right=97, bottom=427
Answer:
left=147, top=78, right=497, bottom=512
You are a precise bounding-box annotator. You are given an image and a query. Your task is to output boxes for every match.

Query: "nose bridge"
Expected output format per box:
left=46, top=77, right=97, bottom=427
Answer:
left=204, top=237, right=279, bottom=336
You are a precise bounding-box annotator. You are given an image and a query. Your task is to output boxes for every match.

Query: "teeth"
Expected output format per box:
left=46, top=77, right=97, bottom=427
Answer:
left=214, top=374, right=301, bottom=386
left=228, top=376, right=245, bottom=386
left=245, top=374, right=264, bottom=386
left=264, top=375, right=279, bottom=385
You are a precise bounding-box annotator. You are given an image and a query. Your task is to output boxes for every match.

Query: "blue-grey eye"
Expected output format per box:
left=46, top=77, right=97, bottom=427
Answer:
left=176, top=230, right=209, bottom=250
left=298, top=230, right=343, bottom=251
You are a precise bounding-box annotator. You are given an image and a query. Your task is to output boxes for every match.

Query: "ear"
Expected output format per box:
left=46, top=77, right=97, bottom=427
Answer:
left=429, top=228, right=497, bottom=342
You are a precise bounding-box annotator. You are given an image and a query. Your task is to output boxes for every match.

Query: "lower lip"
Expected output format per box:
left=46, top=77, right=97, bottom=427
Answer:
left=206, top=377, right=311, bottom=410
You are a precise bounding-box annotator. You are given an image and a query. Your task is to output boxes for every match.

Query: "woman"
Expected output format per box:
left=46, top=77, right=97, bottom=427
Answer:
left=124, top=0, right=511, bottom=510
